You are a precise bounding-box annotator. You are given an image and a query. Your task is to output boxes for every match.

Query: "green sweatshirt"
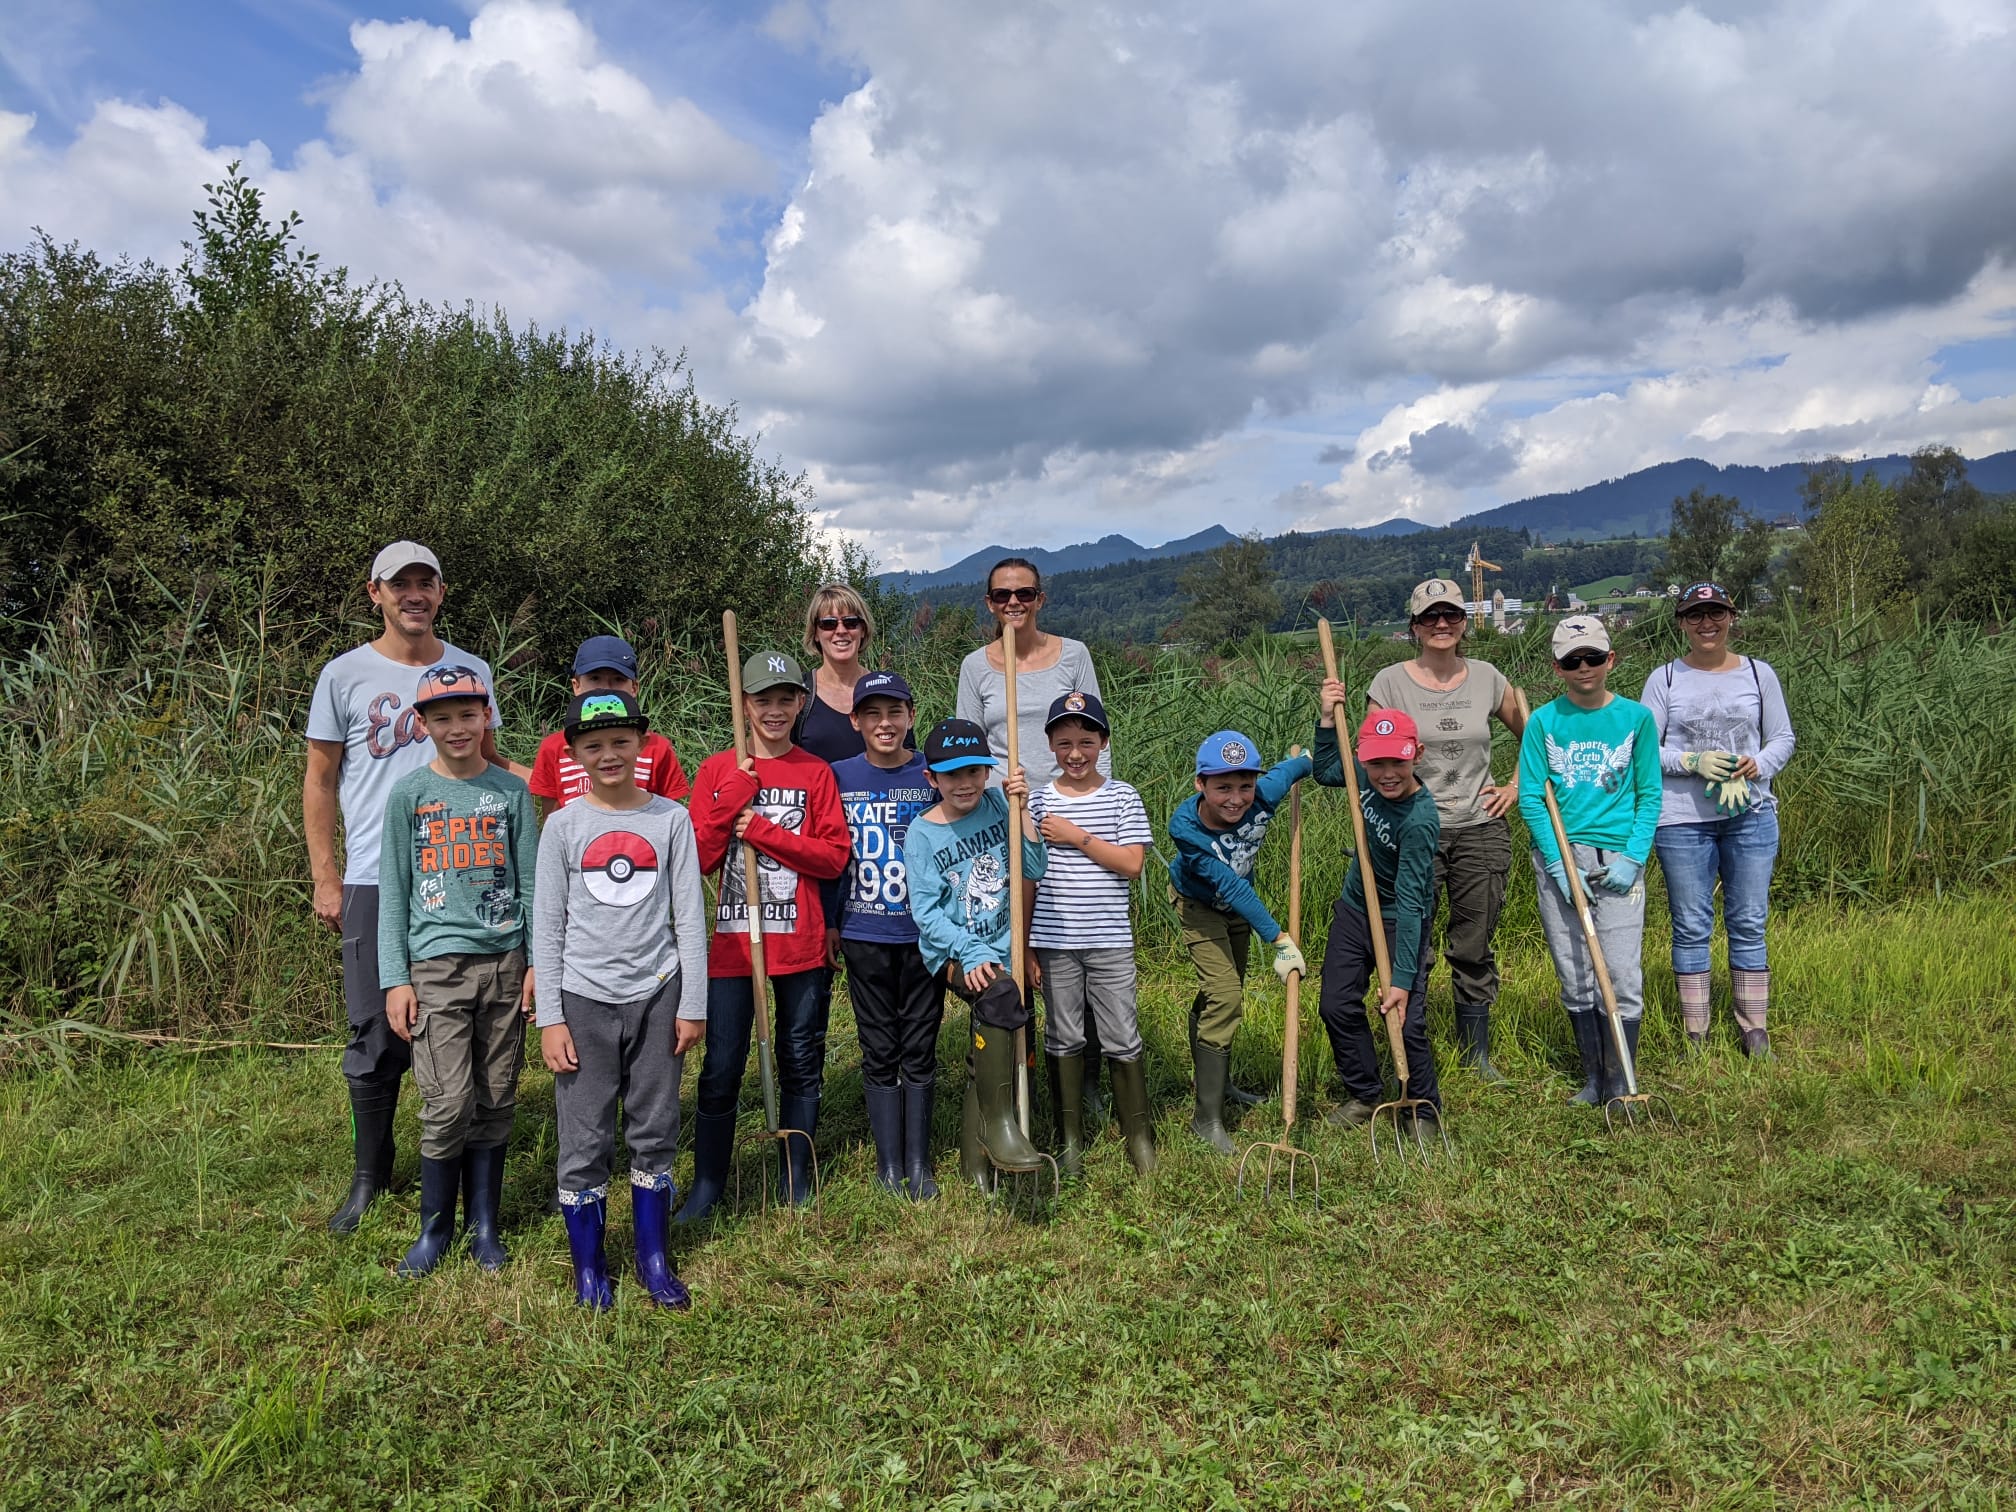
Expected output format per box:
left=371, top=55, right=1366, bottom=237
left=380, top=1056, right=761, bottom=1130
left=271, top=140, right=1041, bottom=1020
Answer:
left=1516, top=692, right=1662, bottom=870
left=377, top=763, right=537, bottom=987
left=1312, top=725, right=1441, bottom=984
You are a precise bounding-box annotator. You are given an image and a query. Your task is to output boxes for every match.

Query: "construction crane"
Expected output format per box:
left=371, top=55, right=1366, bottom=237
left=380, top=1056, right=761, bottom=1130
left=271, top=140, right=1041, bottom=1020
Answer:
left=1464, top=541, right=1502, bottom=627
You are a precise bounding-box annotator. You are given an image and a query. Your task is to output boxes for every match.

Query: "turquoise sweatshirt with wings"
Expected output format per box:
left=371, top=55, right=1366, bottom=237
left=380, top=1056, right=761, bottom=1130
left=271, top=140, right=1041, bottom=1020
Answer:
left=1516, top=693, right=1662, bottom=870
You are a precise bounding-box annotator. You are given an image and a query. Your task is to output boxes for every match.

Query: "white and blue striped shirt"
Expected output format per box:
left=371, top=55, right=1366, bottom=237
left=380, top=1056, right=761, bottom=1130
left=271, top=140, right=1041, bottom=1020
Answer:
left=1028, top=779, right=1151, bottom=951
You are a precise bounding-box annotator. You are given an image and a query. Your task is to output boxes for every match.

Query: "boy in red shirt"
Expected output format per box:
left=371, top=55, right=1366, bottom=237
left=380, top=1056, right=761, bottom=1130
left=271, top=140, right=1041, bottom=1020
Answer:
left=529, top=635, right=689, bottom=819
left=677, top=650, right=850, bottom=1219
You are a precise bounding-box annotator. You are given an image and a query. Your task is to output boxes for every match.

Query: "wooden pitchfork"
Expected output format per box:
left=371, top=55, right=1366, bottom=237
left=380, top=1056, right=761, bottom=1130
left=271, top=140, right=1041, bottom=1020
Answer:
left=1235, top=745, right=1318, bottom=1201
left=1319, top=619, right=1451, bottom=1166
left=722, top=611, right=820, bottom=1212
left=1513, top=687, right=1677, bottom=1134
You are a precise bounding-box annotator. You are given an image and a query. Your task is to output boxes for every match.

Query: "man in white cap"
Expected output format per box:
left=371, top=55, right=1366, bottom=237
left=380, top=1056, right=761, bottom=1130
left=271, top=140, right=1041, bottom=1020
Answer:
left=305, top=542, right=516, bottom=1233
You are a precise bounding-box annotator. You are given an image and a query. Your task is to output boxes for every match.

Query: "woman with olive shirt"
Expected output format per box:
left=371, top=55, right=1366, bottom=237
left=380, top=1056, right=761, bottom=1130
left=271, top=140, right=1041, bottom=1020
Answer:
left=1365, top=577, right=1526, bottom=1082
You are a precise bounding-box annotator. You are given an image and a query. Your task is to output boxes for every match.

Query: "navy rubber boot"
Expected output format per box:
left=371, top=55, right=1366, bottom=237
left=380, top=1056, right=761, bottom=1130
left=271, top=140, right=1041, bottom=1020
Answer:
left=778, top=1094, right=820, bottom=1207
left=903, top=1079, right=940, bottom=1201
left=560, top=1189, right=614, bottom=1310
left=396, top=1154, right=461, bottom=1278
left=630, top=1173, right=691, bottom=1311
left=461, top=1143, right=509, bottom=1272
left=673, top=1110, right=735, bottom=1225
left=864, top=1083, right=905, bottom=1196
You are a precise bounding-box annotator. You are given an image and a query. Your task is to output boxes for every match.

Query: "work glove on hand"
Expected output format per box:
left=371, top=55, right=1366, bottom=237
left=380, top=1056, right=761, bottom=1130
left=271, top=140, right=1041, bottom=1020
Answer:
left=1681, top=751, right=1739, bottom=782
left=1596, top=857, right=1642, bottom=895
left=1272, top=936, right=1306, bottom=983
left=1707, top=775, right=1754, bottom=815
left=1544, top=858, right=1575, bottom=902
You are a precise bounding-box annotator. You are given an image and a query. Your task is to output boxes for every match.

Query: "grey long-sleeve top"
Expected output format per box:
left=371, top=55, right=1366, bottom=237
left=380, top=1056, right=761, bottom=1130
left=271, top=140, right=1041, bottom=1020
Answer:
left=956, top=636, right=1109, bottom=786
left=1639, top=656, right=1796, bottom=826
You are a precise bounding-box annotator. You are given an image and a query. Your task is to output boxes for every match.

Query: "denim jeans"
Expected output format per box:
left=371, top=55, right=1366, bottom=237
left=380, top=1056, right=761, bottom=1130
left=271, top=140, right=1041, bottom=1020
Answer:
left=695, top=969, right=831, bottom=1118
left=1653, top=806, right=1780, bottom=975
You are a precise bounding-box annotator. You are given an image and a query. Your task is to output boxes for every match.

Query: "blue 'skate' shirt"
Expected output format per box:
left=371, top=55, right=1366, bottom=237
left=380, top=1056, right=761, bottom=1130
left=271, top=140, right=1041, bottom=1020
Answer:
left=1166, top=752, right=1312, bottom=939
left=832, top=752, right=936, bottom=945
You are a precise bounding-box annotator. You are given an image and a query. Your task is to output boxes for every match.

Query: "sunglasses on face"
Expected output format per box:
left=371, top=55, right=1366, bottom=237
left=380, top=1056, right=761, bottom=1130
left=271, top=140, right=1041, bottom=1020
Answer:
left=1414, top=608, right=1466, bottom=627
left=1557, top=650, right=1609, bottom=671
left=1680, top=607, right=1732, bottom=623
left=987, top=587, right=1041, bottom=605
left=816, top=615, right=866, bottom=632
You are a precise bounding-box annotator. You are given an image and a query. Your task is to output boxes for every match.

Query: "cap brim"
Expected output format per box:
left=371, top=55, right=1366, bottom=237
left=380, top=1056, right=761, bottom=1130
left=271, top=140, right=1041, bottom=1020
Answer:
left=565, top=717, right=649, bottom=737
left=573, top=660, right=637, bottom=677
left=742, top=677, right=803, bottom=695
left=1357, top=740, right=1417, bottom=761
left=1197, top=764, right=1262, bottom=777
left=1045, top=714, right=1108, bottom=732
left=1414, top=597, right=1467, bottom=616
left=927, top=755, right=998, bottom=772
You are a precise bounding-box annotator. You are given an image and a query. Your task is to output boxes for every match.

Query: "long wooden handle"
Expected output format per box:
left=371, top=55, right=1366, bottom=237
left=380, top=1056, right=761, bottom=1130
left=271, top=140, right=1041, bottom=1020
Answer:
left=724, top=611, right=779, bottom=1133
left=1283, top=746, right=1304, bottom=1130
left=1003, top=620, right=1030, bottom=1135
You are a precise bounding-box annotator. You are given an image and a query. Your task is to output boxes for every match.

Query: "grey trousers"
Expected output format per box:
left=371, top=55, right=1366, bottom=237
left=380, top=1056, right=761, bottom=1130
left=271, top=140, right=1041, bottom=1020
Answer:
left=555, top=979, right=686, bottom=1196
left=1036, top=947, right=1145, bottom=1060
left=1531, top=845, right=1645, bottom=1023
left=407, top=949, right=527, bottom=1158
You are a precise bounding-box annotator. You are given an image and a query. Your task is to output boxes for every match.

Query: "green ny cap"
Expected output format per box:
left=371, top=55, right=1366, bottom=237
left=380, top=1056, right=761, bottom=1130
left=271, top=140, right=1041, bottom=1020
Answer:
left=742, top=650, right=804, bottom=695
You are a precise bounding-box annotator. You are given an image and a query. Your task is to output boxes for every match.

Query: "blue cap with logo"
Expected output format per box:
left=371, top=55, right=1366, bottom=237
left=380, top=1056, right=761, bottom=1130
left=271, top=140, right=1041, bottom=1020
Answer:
left=923, top=717, right=997, bottom=772
left=1195, top=729, right=1262, bottom=777
left=573, top=634, right=640, bottom=680
left=852, top=669, right=914, bottom=705
left=1044, top=689, right=1109, bottom=734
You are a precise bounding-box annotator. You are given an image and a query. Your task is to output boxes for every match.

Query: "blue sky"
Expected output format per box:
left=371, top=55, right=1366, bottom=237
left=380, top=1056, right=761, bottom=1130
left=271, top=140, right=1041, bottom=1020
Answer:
left=4, top=0, right=2015, bottom=569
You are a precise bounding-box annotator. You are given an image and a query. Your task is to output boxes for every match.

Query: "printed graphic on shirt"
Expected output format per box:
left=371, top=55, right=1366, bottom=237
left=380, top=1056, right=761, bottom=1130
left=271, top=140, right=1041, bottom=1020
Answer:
left=1674, top=706, right=1755, bottom=758
left=1545, top=729, right=1638, bottom=794
left=581, top=830, right=660, bottom=907
left=1209, top=812, right=1271, bottom=879
left=843, top=785, right=934, bottom=921
left=717, top=785, right=809, bottom=932
left=368, top=692, right=429, bottom=760
left=408, top=791, right=518, bottom=928
left=1358, top=790, right=1395, bottom=851
left=926, top=819, right=1013, bottom=930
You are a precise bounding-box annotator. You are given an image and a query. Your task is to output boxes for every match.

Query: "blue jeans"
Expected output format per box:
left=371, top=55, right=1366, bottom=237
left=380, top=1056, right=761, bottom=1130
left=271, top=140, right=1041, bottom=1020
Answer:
left=695, top=970, right=831, bottom=1118
left=1653, top=807, right=1780, bottom=975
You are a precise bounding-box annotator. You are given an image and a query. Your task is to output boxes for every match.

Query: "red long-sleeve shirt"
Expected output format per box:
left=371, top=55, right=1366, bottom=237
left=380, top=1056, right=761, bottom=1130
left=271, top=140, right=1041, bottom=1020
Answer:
left=690, top=746, right=849, bottom=979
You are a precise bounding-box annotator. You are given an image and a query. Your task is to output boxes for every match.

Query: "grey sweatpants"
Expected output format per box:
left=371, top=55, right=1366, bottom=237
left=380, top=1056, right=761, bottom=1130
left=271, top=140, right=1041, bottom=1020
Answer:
left=1531, top=844, right=1645, bottom=1023
left=1036, top=947, right=1144, bottom=1060
left=407, top=948, right=527, bottom=1158
left=555, top=979, right=686, bottom=1196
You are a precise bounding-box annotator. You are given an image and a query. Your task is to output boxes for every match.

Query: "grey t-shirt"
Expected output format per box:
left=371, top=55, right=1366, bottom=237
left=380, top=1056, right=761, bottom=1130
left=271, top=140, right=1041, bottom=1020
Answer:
left=1366, top=658, right=1511, bottom=831
left=1640, top=656, right=1796, bottom=826
left=305, top=642, right=500, bottom=885
left=531, top=795, right=708, bottom=1023
left=956, top=636, right=1110, bottom=786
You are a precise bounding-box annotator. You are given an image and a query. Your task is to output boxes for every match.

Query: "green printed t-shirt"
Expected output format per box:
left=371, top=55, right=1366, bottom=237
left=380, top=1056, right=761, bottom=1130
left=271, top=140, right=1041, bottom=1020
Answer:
left=1515, top=693, right=1662, bottom=870
left=377, top=763, right=538, bottom=986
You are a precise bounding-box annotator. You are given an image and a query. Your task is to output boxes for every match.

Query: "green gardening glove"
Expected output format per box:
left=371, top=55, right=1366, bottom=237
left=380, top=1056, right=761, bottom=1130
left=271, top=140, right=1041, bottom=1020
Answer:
left=1681, top=750, right=1739, bottom=782
left=1707, top=775, right=1754, bottom=815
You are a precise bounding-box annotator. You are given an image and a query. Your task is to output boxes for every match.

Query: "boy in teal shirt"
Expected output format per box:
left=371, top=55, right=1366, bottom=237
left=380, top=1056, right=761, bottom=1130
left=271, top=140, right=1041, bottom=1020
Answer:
left=1516, top=616, right=1662, bottom=1105
left=379, top=665, right=537, bottom=1277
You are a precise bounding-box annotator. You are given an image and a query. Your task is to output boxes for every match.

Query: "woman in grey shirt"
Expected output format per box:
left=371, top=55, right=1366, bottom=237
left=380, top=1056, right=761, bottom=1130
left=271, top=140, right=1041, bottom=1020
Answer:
left=1640, top=582, right=1795, bottom=1059
left=955, top=558, right=1108, bottom=788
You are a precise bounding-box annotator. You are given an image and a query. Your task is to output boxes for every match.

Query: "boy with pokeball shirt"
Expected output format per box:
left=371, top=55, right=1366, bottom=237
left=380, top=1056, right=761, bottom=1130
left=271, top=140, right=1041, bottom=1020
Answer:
left=1311, top=695, right=1444, bottom=1125
left=532, top=689, right=708, bottom=1309
left=528, top=635, right=690, bottom=820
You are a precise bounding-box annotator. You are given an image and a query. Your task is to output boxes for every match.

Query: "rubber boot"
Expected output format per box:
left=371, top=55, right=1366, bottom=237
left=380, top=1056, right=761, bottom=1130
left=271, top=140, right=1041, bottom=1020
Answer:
left=972, top=1027, right=1044, bottom=1170
left=396, top=1153, right=462, bottom=1278
left=864, top=1083, right=905, bottom=1196
left=778, top=1093, right=820, bottom=1207
left=1189, top=1044, right=1235, bottom=1155
left=1568, top=1012, right=1605, bottom=1105
left=1081, top=1018, right=1107, bottom=1132
left=461, top=1142, right=509, bottom=1272
left=1191, top=1002, right=1263, bottom=1108
left=1454, top=1005, right=1506, bottom=1083
left=1602, top=1016, right=1641, bottom=1104
left=1741, top=1028, right=1772, bottom=1061
left=630, top=1173, right=691, bottom=1310
left=1108, top=1056, right=1157, bottom=1175
left=1047, top=1053, right=1085, bottom=1178
left=327, top=1080, right=399, bottom=1233
left=903, top=1079, right=940, bottom=1200
left=1684, top=1030, right=1709, bottom=1056
left=560, top=1190, right=614, bottom=1310
left=673, top=1110, right=735, bottom=1225
left=959, top=1072, right=990, bottom=1189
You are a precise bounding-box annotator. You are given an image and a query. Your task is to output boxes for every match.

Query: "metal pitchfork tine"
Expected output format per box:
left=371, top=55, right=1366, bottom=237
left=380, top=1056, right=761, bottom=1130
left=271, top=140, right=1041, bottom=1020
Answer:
left=1319, top=619, right=1453, bottom=1168
left=724, top=610, right=822, bottom=1214
left=1514, top=686, right=1679, bottom=1136
left=1237, top=746, right=1319, bottom=1202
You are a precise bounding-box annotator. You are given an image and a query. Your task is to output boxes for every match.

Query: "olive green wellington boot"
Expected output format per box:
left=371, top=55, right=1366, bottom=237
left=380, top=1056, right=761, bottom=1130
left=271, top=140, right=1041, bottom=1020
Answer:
left=971, top=1027, right=1045, bottom=1171
left=1045, top=1053, right=1085, bottom=1178
left=1190, top=1044, right=1236, bottom=1155
left=1108, top=1055, right=1158, bottom=1175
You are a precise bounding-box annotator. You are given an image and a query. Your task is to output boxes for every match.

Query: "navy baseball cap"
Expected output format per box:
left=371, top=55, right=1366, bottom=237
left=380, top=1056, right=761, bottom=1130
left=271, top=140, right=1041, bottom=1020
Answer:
left=924, top=718, right=997, bottom=772
left=1044, top=690, right=1109, bottom=734
left=852, top=669, right=914, bottom=705
left=1195, top=729, right=1262, bottom=777
left=573, top=635, right=640, bottom=680
left=564, top=688, right=649, bottom=738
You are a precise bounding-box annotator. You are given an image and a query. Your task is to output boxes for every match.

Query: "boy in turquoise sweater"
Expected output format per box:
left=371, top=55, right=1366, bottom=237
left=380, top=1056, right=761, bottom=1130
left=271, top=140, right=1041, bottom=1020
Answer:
left=1516, top=616, right=1662, bottom=1105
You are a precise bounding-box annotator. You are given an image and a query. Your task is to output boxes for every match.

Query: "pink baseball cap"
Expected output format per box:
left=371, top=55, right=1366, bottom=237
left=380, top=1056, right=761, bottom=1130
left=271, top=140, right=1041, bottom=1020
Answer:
left=1357, top=710, right=1420, bottom=762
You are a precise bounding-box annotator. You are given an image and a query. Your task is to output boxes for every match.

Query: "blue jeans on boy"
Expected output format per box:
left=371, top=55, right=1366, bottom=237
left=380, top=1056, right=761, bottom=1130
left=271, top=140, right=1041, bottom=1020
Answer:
left=1653, top=806, right=1779, bottom=975
left=695, top=970, right=831, bottom=1118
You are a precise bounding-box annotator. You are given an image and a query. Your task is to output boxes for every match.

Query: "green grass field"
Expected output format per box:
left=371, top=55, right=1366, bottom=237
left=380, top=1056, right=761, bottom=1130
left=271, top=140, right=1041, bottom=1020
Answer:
left=4, top=898, right=2011, bottom=1508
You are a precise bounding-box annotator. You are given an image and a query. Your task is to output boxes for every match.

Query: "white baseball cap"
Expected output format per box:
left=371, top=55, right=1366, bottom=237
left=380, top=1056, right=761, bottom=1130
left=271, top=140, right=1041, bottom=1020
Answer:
left=370, top=541, right=442, bottom=583
left=1551, top=615, right=1611, bottom=659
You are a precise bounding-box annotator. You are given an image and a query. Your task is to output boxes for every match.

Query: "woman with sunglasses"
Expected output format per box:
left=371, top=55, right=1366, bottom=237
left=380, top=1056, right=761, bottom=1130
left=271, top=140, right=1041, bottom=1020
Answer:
left=955, top=559, right=1108, bottom=789
left=796, top=583, right=888, bottom=765
left=1366, top=578, right=1526, bottom=1081
left=1640, top=582, right=1795, bottom=1059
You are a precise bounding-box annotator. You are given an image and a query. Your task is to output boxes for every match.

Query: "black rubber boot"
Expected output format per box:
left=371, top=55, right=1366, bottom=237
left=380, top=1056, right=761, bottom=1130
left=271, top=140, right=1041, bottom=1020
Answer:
left=1047, top=1053, right=1085, bottom=1178
left=397, top=1154, right=462, bottom=1278
left=674, top=1110, right=735, bottom=1224
left=461, top=1142, right=509, bottom=1272
left=1568, top=1012, right=1605, bottom=1106
left=959, top=1071, right=990, bottom=1189
left=1108, top=1056, right=1157, bottom=1175
left=328, top=1080, right=399, bottom=1233
left=1608, top=1016, right=1644, bottom=1102
left=1081, top=1018, right=1107, bottom=1132
left=903, top=1079, right=940, bottom=1201
left=1741, top=1028, right=1772, bottom=1061
left=864, top=1083, right=905, bottom=1196
left=778, top=1093, right=820, bottom=1207
left=1454, top=1004, right=1506, bottom=1083
left=1190, top=1044, right=1235, bottom=1155
left=972, top=1027, right=1044, bottom=1170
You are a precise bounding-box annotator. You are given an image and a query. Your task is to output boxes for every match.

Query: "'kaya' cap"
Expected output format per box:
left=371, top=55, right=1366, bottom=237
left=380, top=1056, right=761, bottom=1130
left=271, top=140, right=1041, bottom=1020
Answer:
left=1551, top=615, right=1612, bottom=659
left=1356, top=709, right=1420, bottom=762
left=923, top=717, right=997, bottom=772
left=1409, top=578, right=1468, bottom=618
left=371, top=540, right=442, bottom=582
left=573, top=634, right=640, bottom=679
left=1045, top=689, right=1109, bottom=734
left=1195, top=729, right=1263, bottom=777
left=852, top=669, right=914, bottom=705
left=1676, top=581, right=1735, bottom=614
left=742, top=650, right=805, bottom=695
left=564, top=687, right=649, bottom=738
left=412, top=663, right=491, bottom=710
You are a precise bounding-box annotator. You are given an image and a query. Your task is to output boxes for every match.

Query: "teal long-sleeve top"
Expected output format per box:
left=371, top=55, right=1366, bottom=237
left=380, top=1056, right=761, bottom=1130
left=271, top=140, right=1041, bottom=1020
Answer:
left=1312, top=724, right=1440, bottom=985
left=902, top=788, right=1049, bottom=977
left=1166, top=752, right=1313, bottom=940
left=1516, top=692, right=1662, bottom=870
left=377, top=763, right=537, bottom=987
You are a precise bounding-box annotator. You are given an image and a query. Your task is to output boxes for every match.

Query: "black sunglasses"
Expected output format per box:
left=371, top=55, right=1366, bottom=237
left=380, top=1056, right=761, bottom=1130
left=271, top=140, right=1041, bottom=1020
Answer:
left=987, top=587, right=1041, bottom=605
left=816, top=615, right=866, bottom=632
left=1679, top=606, right=1732, bottom=622
left=1556, top=650, right=1609, bottom=671
left=1414, top=607, right=1467, bottom=627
